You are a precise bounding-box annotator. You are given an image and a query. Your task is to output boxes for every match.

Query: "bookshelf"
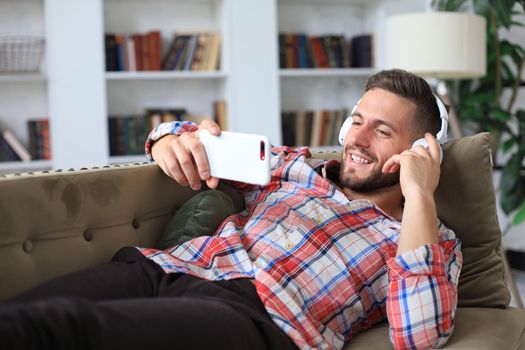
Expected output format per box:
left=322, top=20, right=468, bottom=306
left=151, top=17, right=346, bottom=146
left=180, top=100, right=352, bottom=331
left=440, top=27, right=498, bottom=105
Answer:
left=277, top=0, right=388, bottom=147
left=1, top=0, right=415, bottom=174
left=103, top=0, right=229, bottom=164
left=0, top=0, right=50, bottom=174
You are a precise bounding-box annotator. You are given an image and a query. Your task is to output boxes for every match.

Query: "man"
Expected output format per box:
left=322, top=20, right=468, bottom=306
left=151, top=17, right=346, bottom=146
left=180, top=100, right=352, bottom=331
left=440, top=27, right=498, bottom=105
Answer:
left=0, top=69, right=461, bottom=350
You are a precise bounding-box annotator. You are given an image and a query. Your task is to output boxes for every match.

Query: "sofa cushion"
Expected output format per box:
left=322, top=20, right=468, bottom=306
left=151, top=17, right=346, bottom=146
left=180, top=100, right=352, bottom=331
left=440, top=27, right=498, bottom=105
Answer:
left=313, top=133, right=511, bottom=308
left=345, top=307, right=525, bottom=349
left=157, top=189, right=237, bottom=249
left=435, top=132, right=510, bottom=307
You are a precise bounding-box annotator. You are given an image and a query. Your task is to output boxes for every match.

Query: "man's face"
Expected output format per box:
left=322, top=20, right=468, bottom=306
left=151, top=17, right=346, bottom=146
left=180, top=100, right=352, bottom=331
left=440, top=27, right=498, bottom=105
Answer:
left=339, top=88, right=416, bottom=193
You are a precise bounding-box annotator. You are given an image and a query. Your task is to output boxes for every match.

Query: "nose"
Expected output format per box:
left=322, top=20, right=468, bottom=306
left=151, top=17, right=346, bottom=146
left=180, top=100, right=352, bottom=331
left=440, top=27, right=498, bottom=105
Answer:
left=347, top=124, right=371, bottom=148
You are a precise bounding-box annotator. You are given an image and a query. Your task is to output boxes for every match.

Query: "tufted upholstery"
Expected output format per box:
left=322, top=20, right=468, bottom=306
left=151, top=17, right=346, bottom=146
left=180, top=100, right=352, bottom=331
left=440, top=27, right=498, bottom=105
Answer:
left=0, top=163, right=196, bottom=300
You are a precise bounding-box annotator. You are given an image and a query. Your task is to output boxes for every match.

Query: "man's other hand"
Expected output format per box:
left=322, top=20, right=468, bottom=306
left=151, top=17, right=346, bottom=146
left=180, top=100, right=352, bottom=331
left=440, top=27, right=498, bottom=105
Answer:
left=151, top=119, right=221, bottom=190
left=381, top=133, right=441, bottom=199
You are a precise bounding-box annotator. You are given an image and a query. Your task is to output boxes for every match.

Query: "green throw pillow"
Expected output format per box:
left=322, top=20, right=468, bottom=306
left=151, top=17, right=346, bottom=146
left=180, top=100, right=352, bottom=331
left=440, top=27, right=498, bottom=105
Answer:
left=157, top=189, right=238, bottom=250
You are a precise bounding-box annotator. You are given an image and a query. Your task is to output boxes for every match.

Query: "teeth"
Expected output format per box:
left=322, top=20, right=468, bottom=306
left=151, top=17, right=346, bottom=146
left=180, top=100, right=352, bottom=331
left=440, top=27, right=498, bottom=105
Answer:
left=351, top=154, right=372, bottom=164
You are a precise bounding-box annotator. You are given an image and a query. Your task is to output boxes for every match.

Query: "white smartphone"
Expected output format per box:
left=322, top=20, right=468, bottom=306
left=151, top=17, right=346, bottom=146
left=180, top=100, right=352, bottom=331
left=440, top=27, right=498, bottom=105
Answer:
left=199, top=130, right=271, bottom=186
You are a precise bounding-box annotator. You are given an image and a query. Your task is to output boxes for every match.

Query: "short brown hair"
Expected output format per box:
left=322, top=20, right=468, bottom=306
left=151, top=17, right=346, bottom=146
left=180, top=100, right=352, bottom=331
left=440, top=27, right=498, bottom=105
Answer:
left=365, top=69, right=441, bottom=138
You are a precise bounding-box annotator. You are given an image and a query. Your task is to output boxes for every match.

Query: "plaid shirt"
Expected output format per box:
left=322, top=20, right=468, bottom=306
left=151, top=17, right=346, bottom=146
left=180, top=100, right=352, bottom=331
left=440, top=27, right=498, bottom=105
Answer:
left=140, top=121, right=462, bottom=350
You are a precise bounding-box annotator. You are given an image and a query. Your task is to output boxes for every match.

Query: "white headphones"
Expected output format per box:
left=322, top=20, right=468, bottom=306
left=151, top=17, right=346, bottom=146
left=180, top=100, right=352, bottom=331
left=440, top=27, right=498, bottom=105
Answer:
left=338, top=94, right=449, bottom=163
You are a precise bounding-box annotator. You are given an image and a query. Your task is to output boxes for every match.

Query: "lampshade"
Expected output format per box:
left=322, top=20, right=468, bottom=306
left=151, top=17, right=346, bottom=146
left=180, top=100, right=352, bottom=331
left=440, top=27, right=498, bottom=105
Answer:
left=386, top=12, right=486, bottom=79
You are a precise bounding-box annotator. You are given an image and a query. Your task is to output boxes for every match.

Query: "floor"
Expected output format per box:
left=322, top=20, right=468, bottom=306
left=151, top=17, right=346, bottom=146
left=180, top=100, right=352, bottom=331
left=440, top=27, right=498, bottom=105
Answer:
left=510, top=269, right=525, bottom=308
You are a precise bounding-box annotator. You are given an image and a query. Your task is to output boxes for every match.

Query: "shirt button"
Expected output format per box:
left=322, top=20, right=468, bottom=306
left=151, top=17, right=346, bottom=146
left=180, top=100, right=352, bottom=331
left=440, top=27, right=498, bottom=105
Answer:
left=286, top=241, right=294, bottom=250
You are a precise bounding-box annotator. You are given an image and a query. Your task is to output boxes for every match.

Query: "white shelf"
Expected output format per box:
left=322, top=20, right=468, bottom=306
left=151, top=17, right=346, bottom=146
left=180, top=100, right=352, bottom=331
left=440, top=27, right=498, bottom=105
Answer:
left=280, top=0, right=377, bottom=4
left=279, top=68, right=376, bottom=78
left=105, top=71, right=228, bottom=80
left=0, top=160, right=52, bottom=174
left=0, top=74, right=46, bottom=82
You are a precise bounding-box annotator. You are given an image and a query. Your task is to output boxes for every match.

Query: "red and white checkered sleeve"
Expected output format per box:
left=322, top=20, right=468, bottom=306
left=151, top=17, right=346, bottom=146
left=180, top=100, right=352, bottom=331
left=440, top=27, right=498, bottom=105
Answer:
left=386, top=226, right=462, bottom=349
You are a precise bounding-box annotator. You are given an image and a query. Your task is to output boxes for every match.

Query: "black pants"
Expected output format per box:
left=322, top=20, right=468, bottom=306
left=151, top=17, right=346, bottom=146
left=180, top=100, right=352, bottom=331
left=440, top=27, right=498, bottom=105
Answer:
left=0, top=247, right=298, bottom=350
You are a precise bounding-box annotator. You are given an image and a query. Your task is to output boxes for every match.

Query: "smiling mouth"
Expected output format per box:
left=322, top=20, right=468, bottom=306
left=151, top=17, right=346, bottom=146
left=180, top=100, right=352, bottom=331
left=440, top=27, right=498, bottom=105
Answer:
left=350, top=154, right=373, bottom=165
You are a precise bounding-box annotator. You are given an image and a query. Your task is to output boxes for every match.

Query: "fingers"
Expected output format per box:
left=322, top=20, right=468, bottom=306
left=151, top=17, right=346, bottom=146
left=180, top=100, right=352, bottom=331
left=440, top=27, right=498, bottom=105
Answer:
left=199, top=119, right=221, bottom=136
left=382, top=154, right=402, bottom=174
left=173, top=133, right=211, bottom=190
left=425, top=132, right=441, bottom=162
left=206, top=177, right=220, bottom=189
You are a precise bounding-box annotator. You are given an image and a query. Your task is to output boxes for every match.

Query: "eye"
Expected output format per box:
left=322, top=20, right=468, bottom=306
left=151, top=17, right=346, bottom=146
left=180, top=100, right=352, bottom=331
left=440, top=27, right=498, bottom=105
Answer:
left=377, top=128, right=391, bottom=137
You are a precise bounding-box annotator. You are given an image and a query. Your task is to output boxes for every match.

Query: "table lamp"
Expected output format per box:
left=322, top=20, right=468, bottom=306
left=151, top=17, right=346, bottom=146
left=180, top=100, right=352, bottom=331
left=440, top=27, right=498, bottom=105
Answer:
left=386, top=12, right=486, bottom=138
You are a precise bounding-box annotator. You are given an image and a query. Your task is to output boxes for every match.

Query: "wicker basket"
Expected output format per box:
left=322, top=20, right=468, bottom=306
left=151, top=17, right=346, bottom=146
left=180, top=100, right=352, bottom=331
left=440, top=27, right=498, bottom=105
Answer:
left=0, top=36, right=44, bottom=73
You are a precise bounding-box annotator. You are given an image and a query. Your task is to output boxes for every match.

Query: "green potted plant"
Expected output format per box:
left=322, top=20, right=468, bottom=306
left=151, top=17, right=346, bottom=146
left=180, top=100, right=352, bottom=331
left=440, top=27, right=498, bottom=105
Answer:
left=433, top=0, right=525, bottom=230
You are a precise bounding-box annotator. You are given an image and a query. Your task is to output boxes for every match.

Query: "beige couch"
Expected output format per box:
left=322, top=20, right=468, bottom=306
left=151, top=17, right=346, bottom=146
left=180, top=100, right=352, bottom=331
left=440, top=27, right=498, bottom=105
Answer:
left=0, top=132, right=524, bottom=349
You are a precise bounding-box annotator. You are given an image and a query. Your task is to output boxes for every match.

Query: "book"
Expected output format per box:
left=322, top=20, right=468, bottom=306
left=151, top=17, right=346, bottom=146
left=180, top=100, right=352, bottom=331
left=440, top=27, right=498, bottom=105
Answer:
left=0, top=127, right=31, bottom=161
left=278, top=34, right=287, bottom=69
left=40, top=119, right=51, bottom=160
left=141, top=34, right=151, bottom=71
left=147, top=30, right=162, bottom=71
left=213, top=100, right=228, bottom=130
left=204, top=33, right=221, bottom=71
left=339, top=36, right=351, bottom=68
left=27, top=119, right=50, bottom=160
left=295, top=111, right=307, bottom=146
left=105, top=34, right=118, bottom=71
left=126, top=36, right=137, bottom=71
left=281, top=111, right=296, bottom=146
left=131, top=34, right=144, bottom=71
left=174, top=35, right=194, bottom=71
left=310, top=110, right=324, bottom=147
left=296, top=34, right=312, bottom=68
left=0, top=135, right=21, bottom=161
left=309, top=36, right=329, bottom=68
left=321, top=36, right=337, bottom=68
left=163, top=35, right=191, bottom=70
left=191, top=33, right=207, bottom=71
left=351, top=34, right=374, bottom=68
left=115, top=34, right=126, bottom=71
left=318, top=110, right=331, bottom=146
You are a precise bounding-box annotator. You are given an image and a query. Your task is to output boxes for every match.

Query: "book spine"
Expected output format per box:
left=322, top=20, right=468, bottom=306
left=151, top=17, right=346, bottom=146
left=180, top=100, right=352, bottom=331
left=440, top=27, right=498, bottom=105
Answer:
left=148, top=30, right=162, bottom=71
left=0, top=135, right=21, bottom=161
left=131, top=34, right=143, bottom=71
left=105, top=34, right=118, bottom=71
left=206, top=33, right=221, bottom=71
left=213, top=100, right=228, bottom=131
left=141, top=34, right=151, bottom=71
left=40, top=119, right=51, bottom=160
left=1, top=129, right=31, bottom=161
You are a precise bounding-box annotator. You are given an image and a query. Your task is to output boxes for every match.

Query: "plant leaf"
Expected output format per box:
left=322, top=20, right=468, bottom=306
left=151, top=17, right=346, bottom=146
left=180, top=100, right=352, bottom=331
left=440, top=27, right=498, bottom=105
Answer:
left=502, top=137, right=516, bottom=152
left=474, top=0, right=492, bottom=18
left=500, top=152, right=521, bottom=194
left=512, top=200, right=525, bottom=225
left=492, top=108, right=513, bottom=122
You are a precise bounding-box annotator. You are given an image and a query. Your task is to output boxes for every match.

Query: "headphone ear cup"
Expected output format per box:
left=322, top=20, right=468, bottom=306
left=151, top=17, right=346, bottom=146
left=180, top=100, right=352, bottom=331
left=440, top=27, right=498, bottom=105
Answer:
left=339, top=117, right=352, bottom=145
left=411, top=138, right=428, bottom=149
left=411, top=138, right=444, bottom=164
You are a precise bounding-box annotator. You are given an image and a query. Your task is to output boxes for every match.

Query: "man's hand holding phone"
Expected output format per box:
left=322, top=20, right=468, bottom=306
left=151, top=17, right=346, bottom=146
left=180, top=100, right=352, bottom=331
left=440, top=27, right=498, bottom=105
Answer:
left=151, top=120, right=221, bottom=191
left=151, top=119, right=271, bottom=189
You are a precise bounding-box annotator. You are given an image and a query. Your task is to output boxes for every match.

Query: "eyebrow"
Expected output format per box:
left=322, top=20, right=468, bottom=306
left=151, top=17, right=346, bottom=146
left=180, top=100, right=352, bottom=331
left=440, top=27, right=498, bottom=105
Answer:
left=351, top=112, right=399, bottom=133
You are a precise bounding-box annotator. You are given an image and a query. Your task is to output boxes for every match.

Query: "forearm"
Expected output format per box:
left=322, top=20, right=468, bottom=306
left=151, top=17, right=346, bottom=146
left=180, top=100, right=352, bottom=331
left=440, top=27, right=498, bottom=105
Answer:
left=387, top=242, right=460, bottom=349
left=397, top=190, right=438, bottom=255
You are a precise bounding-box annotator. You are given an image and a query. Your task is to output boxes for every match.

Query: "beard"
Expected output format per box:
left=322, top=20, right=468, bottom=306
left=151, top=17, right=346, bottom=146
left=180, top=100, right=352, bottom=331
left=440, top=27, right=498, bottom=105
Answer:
left=339, top=145, right=399, bottom=193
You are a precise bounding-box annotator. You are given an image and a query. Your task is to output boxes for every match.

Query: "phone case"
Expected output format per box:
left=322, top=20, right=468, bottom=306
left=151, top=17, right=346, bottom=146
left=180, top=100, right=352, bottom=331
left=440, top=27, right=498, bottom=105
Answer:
left=199, top=130, right=271, bottom=185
